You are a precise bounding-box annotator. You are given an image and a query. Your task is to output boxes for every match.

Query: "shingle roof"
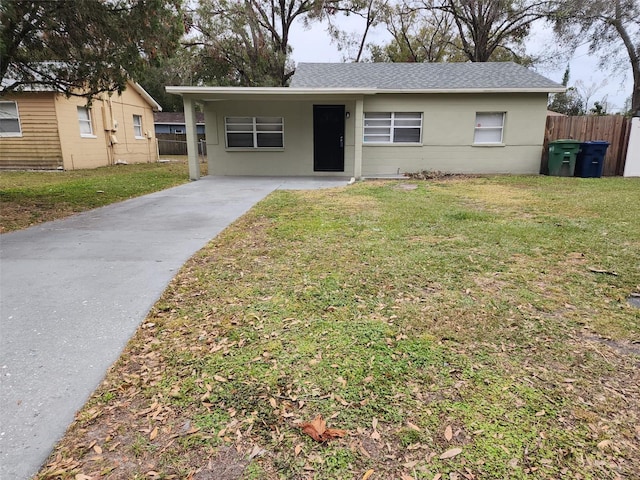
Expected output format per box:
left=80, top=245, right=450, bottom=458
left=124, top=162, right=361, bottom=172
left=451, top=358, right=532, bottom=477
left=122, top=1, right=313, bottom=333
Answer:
left=290, top=62, right=562, bottom=91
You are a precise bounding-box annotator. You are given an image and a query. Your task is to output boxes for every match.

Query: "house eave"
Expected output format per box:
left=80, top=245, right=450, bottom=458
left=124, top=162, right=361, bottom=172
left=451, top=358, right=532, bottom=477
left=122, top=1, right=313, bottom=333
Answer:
left=165, top=86, right=565, bottom=97
left=130, top=82, right=163, bottom=111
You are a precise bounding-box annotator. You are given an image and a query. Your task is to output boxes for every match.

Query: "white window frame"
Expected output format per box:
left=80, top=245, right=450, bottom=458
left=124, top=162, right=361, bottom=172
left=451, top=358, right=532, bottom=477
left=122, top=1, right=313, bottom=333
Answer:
left=133, top=114, right=144, bottom=139
left=363, top=112, right=423, bottom=144
left=77, top=106, right=95, bottom=138
left=0, top=101, right=22, bottom=137
left=473, top=112, right=505, bottom=145
left=225, top=116, right=284, bottom=149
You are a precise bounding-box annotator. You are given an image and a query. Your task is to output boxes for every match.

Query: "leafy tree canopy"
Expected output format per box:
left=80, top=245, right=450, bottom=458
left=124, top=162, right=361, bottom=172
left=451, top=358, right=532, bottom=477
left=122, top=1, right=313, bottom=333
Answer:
left=1, top=0, right=184, bottom=97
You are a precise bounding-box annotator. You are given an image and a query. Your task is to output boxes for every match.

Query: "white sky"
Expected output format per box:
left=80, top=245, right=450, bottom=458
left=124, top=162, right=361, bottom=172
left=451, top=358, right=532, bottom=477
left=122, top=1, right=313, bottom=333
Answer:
left=289, top=15, right=633, bottom=113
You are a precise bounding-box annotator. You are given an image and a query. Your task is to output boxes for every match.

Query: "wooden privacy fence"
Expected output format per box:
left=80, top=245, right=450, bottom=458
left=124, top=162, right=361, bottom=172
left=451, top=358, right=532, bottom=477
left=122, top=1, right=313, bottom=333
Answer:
left=156, top=133, right=207, bottom=156
left=542, top=116, right=631, bottom=176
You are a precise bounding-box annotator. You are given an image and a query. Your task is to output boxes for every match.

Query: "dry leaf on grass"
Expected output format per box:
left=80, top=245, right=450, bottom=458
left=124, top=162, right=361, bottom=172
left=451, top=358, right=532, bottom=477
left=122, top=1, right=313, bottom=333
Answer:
left=299, top=414, right=346, bottom=442
left=362, top=469, right=375, bottom=480
left=444, top=425, right=453, bottom=441
left=439, top=447, right=462, bottom=459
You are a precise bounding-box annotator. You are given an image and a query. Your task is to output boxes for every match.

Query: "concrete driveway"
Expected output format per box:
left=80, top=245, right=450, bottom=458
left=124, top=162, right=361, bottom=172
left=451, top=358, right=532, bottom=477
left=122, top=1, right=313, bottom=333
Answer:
left=0, top=176, right=348, bottom=479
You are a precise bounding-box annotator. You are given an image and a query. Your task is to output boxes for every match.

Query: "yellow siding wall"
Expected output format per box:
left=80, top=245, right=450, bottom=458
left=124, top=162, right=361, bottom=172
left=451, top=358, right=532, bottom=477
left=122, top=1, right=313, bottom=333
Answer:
left=55, top=94, right=110, bottom=170
left=56, top=86, right=158, bottom=170
left=0, top=93, right=63, bottom=170
left=109, top=87, right=158, bottom=166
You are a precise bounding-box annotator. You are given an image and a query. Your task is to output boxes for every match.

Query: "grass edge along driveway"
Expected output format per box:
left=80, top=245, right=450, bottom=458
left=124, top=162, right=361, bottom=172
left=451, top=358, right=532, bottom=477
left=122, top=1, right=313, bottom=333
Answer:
left=0, top=162, right=195, bottom=233
left=37, top=176, right=640, bottom=480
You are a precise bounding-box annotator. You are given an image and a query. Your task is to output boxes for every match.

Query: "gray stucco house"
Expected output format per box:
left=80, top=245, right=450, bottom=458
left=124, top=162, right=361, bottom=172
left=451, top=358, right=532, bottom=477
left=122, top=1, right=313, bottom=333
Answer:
left=166, top=62, right=564, bottom=180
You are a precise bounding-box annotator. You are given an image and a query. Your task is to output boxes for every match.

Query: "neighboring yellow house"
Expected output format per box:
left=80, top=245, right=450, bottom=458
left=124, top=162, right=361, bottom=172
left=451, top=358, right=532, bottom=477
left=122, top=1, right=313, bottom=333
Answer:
left=0, top=81, right=161, bottom=170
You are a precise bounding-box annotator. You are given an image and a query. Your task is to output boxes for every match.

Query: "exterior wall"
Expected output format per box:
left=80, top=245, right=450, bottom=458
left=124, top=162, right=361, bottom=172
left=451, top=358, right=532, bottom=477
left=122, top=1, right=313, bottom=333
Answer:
left=1, top=84, right=158, bottom=171
left=204, top=98, right=356, bottom=176
left=361, top=93, right=549, bottom=175
left=54, top=94, right=111, bottom=170
left=201, top=92, right=548, bottom=177
left=56, top=87, right=158, bottom=170
left=109, top=87, right=158, bottom=166
left=0, top=92, right=63, bottom=170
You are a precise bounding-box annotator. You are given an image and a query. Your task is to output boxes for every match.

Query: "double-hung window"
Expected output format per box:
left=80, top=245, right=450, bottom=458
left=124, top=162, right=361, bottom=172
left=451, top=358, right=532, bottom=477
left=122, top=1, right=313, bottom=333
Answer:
left=363, top=112, right=422, bottom=144
left=473, top=112, right=505, bottom=144
left=0, top=101, right=22, bottom=136
left=225, top=116, right=284, bottom=148
left=77, top=106, right=94, bottom=137
left=133, top=114, right=144, bottom=138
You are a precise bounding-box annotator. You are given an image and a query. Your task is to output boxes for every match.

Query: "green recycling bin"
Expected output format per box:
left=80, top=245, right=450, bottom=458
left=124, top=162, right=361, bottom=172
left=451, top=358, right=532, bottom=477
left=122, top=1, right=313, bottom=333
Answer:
left=548, top=140, right=581, bottom=176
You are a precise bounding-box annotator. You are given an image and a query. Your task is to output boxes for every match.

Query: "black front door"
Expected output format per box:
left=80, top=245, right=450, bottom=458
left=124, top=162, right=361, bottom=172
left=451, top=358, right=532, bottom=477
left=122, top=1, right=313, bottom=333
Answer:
left=313, top=105, right=345, bottom=172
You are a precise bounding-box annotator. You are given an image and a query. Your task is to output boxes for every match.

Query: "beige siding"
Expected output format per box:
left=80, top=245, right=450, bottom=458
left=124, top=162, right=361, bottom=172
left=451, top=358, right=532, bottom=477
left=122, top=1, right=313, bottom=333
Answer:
left=56, top=86, right=158, bottom=170
left=0, top=93, right=63, bottom=170
left=109, top=87, right=158, bottom=166
left=55, top=94, right=110, bottom=170
left=205, top=98, right=356, bottom=176
left=203, top=92, right=549, bottom=176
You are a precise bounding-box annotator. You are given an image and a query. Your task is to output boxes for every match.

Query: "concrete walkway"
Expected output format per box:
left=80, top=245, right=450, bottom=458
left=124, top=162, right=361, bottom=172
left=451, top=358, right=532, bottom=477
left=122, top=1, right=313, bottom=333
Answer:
left=0, top=176, right=348, bottom=479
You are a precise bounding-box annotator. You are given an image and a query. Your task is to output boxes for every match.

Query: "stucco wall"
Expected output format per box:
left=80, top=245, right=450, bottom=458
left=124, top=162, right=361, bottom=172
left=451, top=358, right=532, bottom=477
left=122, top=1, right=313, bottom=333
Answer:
left=362, top=93, right=549, bottom=175
left=204, top=98, right=356, bottom=176
left=203, top=92, right=548, bottom=176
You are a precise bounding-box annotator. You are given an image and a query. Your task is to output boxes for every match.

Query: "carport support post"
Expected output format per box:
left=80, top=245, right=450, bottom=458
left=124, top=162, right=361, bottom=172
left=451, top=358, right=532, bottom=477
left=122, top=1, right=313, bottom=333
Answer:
left=184, top=96, right=200, bottom=181
left=354, top=96, right=364, bottom=180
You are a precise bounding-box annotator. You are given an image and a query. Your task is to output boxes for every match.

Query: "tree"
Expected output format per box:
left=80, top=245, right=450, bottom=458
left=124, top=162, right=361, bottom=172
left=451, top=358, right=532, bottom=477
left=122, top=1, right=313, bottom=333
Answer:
left=369, top=4, right=466, bottom=62
left=137, top=48, right=200, bottom=111
left=547, top=66, right=585, bottom=115
left=192, top=0, right=336, bottom=87
left=589, top=100, right=608, bottom=115
left=323, top=0, right=388, bottom=62
left=551, top=0, right=640, bottom=113
left=0, top=0, right=184, bottom=97
left=424, top=0, right=549, bottom=63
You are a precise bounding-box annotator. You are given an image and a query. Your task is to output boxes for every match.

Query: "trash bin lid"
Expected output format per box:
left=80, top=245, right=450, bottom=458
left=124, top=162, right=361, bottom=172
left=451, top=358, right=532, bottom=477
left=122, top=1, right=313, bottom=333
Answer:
left=550, top=139, right=581, bottom=145
left=583, top=140, right=610, bottom=146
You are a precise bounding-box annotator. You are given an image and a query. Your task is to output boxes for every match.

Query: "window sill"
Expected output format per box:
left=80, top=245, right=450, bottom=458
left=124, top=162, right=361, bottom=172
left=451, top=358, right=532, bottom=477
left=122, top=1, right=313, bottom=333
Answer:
left=135, top=136, right=146, bottom=140
left=0, top=133, right=23, bottom=138
left=472, top=143, right=505, bottom=147
left=363, top=143, right=422, bottom=147
left=225, top=147, right=285, bottom=152
left=81, top=134, right=97, bottom=139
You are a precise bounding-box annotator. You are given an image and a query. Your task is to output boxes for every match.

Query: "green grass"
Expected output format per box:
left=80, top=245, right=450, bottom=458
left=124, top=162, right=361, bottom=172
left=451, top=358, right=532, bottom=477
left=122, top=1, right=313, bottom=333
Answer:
left=0, top=161, right=200, bottom=232
left=36, top=176, right=640, bottom=480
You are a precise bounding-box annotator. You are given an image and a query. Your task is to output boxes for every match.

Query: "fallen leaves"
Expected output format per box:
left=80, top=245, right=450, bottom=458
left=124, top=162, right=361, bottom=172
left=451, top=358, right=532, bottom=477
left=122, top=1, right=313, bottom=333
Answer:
left=299, top=415, right=347, bottom=442
left=444, top=425, right=453, bottom=441
left=439, top=447, right=462, bottom=460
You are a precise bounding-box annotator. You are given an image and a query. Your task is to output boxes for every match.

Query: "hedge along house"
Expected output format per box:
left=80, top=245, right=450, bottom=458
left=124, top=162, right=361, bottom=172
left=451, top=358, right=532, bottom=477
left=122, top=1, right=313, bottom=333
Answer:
left=0, top=81, right=161, bottom=170
left=166, top=62, right=564, bottom=180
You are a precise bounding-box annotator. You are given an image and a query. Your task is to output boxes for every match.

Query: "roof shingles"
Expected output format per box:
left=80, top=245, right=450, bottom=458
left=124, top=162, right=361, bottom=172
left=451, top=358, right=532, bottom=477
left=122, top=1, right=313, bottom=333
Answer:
left=290, top=62, right=562, bottom=91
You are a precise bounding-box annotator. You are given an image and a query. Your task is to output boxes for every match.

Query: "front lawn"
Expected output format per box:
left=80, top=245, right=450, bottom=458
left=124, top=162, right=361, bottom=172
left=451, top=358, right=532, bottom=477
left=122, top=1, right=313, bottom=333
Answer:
left=0, top=162, right=198, bottom=233
left=37, top=176, right=640, bottom=479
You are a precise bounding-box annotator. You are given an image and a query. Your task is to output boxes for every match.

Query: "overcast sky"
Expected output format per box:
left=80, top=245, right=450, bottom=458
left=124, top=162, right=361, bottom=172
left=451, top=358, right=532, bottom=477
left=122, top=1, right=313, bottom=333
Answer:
left=289, top=15, right=633, bottom=113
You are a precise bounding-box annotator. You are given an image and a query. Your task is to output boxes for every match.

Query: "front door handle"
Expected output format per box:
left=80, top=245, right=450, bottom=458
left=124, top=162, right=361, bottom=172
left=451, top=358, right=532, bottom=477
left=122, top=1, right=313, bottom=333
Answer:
left=339, top=136, right=344, bottom=148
